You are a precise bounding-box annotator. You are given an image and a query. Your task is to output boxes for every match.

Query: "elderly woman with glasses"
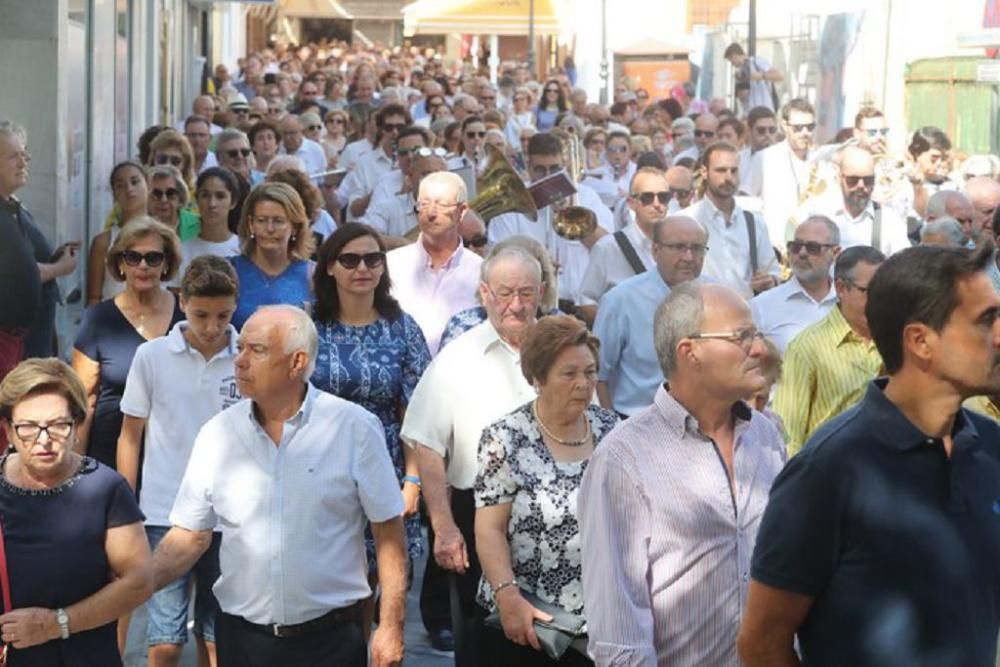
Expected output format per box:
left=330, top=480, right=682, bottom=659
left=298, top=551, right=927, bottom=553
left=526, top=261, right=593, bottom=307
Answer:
left=474, top=315, right=618, bottom=666
left=73, top=218, right=184, bottom=469
left=0, top=358, right=153, bottom=666
left=229, top=182, right=315, bottom=330
left=87, top=161, right=151, bottom=306
left=146, top=164, right=200, bottom=242
left=310, top=223, right=431, bottom=635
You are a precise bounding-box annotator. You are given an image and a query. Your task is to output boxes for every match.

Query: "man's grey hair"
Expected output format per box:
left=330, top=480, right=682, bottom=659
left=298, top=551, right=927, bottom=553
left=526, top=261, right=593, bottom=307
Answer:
left=798, top=215, right=841, bottom=245
left=479, top=245, right=542, bottom=285
left=418, top=171, right=467, bottom=204
left=671, top=117, right=695, bottom=133
left=266, top=155, right=307, bottom=176
left=920, top=216, right=967, bottom=247
left=255, top=304, right=319, bottom=379
left=926, top=190, right=970, bottom=221
left=0, top=121, right=27, bottom=144
left=653, top=282, right=705, bottom=380
left=215, top=128, right=249, bottom=153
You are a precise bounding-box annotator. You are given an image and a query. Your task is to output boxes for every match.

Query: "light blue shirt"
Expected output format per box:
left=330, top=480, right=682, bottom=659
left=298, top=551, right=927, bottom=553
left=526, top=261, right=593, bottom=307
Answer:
left=593, top=269, right=673, bottom=416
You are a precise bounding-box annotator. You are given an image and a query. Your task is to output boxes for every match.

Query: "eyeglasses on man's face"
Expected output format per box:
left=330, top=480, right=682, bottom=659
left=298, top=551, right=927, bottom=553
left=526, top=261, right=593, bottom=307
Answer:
left=688, top=327, right=765, bottom=352
left=787, top=240, right=836, bottom=256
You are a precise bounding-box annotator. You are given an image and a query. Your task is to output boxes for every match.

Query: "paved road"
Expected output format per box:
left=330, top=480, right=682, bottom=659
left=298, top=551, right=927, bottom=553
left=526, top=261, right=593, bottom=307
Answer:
left=123, top=548, right=454, bottom=666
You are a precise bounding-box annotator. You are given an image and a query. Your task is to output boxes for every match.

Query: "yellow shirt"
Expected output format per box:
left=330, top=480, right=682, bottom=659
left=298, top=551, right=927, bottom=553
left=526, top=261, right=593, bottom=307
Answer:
left=773, top=306, right=884, bottom=455
left=964, top=395, right=1000, bottom=422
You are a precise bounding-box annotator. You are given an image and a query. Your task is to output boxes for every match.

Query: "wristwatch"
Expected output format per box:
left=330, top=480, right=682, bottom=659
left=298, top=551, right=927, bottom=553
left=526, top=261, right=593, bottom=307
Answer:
left=55, top=608, right=70, bottom=640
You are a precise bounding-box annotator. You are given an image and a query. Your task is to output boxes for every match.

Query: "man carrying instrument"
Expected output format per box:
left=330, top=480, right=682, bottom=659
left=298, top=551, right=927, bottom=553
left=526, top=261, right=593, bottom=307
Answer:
left=487, top=132, right=613, bottom=310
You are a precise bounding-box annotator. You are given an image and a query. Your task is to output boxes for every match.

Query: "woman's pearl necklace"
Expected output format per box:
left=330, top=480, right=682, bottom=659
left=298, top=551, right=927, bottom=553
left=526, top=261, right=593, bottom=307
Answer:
left=533, top=400, right=591, bottom=447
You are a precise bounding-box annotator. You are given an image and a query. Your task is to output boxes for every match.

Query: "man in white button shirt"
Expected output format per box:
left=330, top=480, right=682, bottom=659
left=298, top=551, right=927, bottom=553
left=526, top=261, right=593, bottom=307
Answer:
left=150, top=305, right=407, bottom=667
left=751, top=216, right=841, bottom=353
left=403, top=246, right=541, bottom=667
left=583, top=130, right=637, bottom=208
left=682, top=142, right=780, bottom=298
left=278, top=114, right=326, bottom=179
left=386, top=171, right=483, bottom=355
left=577, top=166, right=666, bottom=325
left=367, top=147, right=447, bottom=246
left=488, top=132, right=614, bottom=307
left=796, top=145, right=910, bottom=256
left=343, top=104, right=411, bottom=222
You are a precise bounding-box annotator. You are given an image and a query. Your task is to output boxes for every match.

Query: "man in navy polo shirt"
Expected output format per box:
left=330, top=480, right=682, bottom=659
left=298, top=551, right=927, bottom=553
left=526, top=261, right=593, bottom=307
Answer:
left=738, top=244, right=1000, bottom=666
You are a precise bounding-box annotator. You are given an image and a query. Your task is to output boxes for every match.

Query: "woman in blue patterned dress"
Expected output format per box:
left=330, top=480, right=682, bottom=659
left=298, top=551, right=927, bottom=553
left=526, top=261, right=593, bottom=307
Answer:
left=310, top=223, right=431, bottom=577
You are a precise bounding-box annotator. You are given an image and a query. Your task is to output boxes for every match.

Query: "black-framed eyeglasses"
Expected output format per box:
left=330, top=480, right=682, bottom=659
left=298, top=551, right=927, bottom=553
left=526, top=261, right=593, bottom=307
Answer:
left=788, top=123, right=816, bottom=133
left=154, top=154, right=183, bottom=167
left=632, top=191, right=671, bottom=206
left=754, top=125, right=779, bottom=136
left=656, top=242, right=708, bottom=256
left=224, top=148, right=252, bottom=159
left=688, top=327, right=765, bottom=352
left=122, top=250, right=166, bottom=267
left=335, top=252, right=386, bottom=269
left=463, top=235, right=488, bottom=249
left=545, top=87, right=560, bottom=93
left=787, top=240, right=836, bottom=256
left=12, top=419, right=74, bottom=443
left=843, top=175, right=876, bottom=188
left=694, top=130, right=716, bottom=139
left=150, top=188, right=180, bottom=201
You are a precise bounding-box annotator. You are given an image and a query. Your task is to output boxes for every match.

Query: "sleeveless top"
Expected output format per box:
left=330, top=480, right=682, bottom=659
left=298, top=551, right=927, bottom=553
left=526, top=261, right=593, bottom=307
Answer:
left=229, top=254, right=314, bottom=330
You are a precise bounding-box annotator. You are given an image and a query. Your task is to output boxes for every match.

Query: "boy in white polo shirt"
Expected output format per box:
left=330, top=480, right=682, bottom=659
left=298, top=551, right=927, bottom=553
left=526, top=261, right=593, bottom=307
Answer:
left=118, top=255, right=241, bottom=667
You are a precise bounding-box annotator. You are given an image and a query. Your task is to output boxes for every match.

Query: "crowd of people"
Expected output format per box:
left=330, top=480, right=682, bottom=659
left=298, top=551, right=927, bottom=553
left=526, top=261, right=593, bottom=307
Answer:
left=2, top=36, right=1000, bottom=667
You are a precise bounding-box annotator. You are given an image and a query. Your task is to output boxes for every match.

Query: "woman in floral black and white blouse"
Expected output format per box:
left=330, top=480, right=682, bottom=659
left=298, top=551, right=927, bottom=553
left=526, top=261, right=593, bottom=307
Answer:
left=474, top=315, right=619, bottom=666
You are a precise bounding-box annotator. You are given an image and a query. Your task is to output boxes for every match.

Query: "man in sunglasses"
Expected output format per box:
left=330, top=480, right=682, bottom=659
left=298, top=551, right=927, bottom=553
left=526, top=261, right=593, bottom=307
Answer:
left=750, top=216, right=841, bottom=353
left=744, top=98, right=837, bottom=246
left=446, top=115, right=488, bottom=173
left=795, top=145, right=910, bottom=256
left=672, top=113, right=719, bottom=166
left=341, top=104, right=411, bottom=222
left=578, top=167, right=667, bottom=325
left=214, top=128, right=253, bottom=182
left=682, top=142, right=780, bottom=298
left=740, top=106, right=778, bottom=185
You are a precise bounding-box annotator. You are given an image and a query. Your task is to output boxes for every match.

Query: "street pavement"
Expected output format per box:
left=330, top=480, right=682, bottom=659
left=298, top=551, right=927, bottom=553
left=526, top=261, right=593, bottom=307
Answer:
left=123, top=547, right=454, bottom=666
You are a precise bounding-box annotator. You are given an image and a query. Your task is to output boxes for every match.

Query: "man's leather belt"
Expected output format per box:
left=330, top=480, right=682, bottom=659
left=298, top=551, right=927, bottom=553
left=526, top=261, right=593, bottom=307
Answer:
left=240, top=601, right=362, bottom=638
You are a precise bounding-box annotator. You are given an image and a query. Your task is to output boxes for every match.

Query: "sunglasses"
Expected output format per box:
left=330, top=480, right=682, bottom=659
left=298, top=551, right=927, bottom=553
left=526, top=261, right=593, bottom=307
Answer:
left=843, top=175, right=876, bottom=188
left=607, top=145, right=629, bottom=154
left=754, top=125, right=779, bottom=135
left=154, top=154, right=183, bottom=167
left=633, top=191, right=671, bottom=206
left=531, top=164, right=563, bottom=177
left=694, top=130, right=716, bottom=138
left=463, top=235, right=488, bottom=249
left=307, top=125, right=322, bottom=131
left=150, top=188, right=179, bottom=201
left=465, top=131, right=487, bottom=138
left=864, top=127, right=890, bottom=137
left=382, top=122, right=406, bottom=133
left=787, top=240, right=835, bottom=256
left=545, top=88, right=560, bottom=93
left=789, top=123, right=816, bottom=133
left=336, top=252, right=386, bottom=269
left=122, top=250, right=166, bottom=267
left=224, top=148, right=252, bottom=159
left=414, top=147, right=449, bottom=158
left=670, top=187, right=692, bottom=199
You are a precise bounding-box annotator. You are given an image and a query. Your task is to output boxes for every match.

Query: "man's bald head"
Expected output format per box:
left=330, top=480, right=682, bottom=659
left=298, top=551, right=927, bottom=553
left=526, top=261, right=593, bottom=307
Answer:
left=964, top=176, right=1000, bottom=239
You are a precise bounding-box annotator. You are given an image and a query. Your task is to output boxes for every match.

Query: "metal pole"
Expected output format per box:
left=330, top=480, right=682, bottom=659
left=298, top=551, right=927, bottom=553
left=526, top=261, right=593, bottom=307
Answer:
left=748, top=0, right=757, bottom=57
left=528, top=0, right=535, bottom=74
left=599, top=0, right=608, bottom=105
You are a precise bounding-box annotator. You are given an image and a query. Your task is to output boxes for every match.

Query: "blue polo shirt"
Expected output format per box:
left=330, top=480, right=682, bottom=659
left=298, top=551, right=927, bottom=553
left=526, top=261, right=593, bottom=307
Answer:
left=751, top=378, right=1000, bottom=666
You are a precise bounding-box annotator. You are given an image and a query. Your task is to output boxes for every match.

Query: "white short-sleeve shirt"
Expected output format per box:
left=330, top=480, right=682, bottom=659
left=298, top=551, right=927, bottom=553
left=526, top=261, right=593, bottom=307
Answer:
left=170, top=383, right=403, bottom=625
left=120, top=323, right=241, bottom=526
left=578, top=220, right=655, bottom=306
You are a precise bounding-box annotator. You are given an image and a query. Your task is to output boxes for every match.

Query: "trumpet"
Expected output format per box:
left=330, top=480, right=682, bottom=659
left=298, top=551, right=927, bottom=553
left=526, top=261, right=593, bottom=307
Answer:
left=550, top=129, right=597, bottom=241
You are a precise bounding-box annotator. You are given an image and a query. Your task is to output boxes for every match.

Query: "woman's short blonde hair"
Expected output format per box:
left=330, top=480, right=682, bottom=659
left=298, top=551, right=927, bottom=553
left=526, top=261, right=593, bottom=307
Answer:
left=106, top=216, right=183, bottom=283
left=237, top=182, right=314, bottom=261
left=0, top=358, right=88, bottom=424
left=520, top=314, right=600, bottom=386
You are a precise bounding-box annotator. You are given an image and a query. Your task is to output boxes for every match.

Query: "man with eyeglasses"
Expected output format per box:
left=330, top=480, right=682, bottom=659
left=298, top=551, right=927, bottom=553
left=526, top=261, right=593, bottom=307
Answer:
left=488, top=132, right=614, bottom=307
left=214, top=128, right=253, bottom=182
left=672, top=113, right=719, bottom=166
left=341, top=104, right=411, bottom=222
left=744, top=98, right=837, bottom=246
left=386, top=171, right=483, bottom=356
left=402, top=246, right=542, bottom=666
left=795, top=145, right=910, bottom=256
left=582, top=282, right=785, bottom=665
left=853, top=106, right=915, bottom=222
left=593, top=215, right=712, bottom=417
left=477, top=82, right=498, bottom=111
left=578, top=167, right=666, bottom=325
left=750, top=216, right=841, bottom=353
left=366, top=138, right=445, bottom=247
left=740, top=106, right=778, bottom=183
left=682, top=142, right=780, bottom=298
left=278, top=114, right=326, bottom=182
left=773, top=245, right=886, bottom=455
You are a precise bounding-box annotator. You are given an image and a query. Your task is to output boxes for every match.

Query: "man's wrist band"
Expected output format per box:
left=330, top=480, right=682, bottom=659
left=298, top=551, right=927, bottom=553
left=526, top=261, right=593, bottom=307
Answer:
left=402, top=475, right=421, bottom=488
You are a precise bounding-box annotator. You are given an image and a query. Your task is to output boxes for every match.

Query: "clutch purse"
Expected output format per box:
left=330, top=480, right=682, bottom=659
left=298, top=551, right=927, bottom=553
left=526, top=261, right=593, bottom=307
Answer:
left=485, top=588, right=588, bottom=660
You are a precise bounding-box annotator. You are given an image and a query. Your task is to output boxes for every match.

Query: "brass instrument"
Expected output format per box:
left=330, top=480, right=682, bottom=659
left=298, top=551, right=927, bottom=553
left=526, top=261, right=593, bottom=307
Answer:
left=550, top=129, right=597, bottom=241
left=468, top=144, right=538, bottom=223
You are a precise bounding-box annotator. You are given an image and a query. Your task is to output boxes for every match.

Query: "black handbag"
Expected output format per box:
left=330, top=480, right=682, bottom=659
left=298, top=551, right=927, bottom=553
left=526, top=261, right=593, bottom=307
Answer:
left=485, top=588, right=588, bottom=660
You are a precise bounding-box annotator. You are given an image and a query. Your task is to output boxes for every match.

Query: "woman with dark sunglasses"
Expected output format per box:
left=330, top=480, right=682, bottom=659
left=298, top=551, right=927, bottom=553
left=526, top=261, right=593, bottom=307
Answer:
left=534, top=79, right=567, bottom=132
left=310, top=223, right=432, bottom=637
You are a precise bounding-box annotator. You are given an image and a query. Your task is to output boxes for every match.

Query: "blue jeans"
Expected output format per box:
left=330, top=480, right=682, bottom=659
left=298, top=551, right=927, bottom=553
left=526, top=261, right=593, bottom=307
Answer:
left=145, top=525, right=222, bottom=646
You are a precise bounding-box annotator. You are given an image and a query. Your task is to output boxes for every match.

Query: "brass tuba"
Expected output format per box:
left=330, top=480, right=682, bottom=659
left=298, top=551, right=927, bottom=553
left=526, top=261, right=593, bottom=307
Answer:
left=550, top=129, right=597, bottom=241
left=469, top=144, right=538, bottom=223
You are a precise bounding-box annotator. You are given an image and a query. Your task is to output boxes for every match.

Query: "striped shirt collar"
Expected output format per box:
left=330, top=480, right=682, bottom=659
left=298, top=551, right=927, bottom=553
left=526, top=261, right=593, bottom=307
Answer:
left=822, top=304, right=866, bottom=347
left=655, top=383, right=753, bottom=441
